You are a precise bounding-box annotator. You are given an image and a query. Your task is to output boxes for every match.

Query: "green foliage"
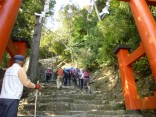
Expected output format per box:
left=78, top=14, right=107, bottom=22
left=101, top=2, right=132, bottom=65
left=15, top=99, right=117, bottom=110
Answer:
left=133, top=57, right=152, bottom=77
left=39, top=29, right=65, bottom=59
left=97, top=1, right=140, bottom=65
left=0, top=52, right=10, bottom=68
left=40, top=0, right=138, bottom=69
left=0, top=1, right=55, bottom=68
left=11, top=0, right=55, bottom=40
left=39, top=0, right=155, bottom=75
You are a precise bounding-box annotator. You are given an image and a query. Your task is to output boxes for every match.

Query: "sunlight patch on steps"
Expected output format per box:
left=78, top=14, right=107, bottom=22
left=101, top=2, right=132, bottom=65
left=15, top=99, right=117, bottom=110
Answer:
left=91, top=109, right=97, bottom=111
left=46, top=113, right=55, bottom=116
left=97, top=77, right=105, bottom=80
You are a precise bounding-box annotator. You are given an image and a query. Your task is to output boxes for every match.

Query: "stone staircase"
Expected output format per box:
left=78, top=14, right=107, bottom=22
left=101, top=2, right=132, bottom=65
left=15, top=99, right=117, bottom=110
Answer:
left=18, top=82, right=143, bottom=117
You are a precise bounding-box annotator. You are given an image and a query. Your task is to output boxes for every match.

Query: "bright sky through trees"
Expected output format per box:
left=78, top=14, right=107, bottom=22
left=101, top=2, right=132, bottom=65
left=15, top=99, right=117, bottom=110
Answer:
left=46, top=0, right=90, bottom=30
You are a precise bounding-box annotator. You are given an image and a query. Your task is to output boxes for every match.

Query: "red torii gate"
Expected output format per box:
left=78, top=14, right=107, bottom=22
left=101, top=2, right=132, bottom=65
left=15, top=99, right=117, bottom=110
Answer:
left=1, top=0, right=156, bottom=110
left=0, top=0, right=29, bottom=65
left=114, top=0, right=156, bottom=110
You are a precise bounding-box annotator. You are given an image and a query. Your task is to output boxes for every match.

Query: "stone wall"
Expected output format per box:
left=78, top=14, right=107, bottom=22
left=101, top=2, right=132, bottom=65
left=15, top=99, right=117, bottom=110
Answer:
left=37, top=58, right=59, bottom=82
left=38, top=57, right=59, bottom=69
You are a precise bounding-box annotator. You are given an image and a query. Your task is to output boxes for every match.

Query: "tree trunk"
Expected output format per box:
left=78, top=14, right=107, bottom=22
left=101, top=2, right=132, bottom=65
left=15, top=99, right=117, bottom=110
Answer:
left=28, top=16, right=42, bottom=82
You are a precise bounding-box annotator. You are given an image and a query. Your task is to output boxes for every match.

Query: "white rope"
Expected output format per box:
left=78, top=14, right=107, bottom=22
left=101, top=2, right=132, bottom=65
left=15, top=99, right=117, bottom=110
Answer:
left=23, top=57, right=30, bottom=72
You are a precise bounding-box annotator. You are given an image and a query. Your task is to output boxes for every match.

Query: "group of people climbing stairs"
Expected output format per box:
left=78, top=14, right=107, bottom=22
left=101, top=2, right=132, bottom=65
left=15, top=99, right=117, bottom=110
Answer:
left=46, top=67, right=91, bottom=94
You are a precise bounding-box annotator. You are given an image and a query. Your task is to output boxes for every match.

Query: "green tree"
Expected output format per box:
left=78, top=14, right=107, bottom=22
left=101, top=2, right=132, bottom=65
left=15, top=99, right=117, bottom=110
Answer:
left=11, top=0, right=55, bottom=40
left=39, top=0, right=155, bottom=74
left=97, top=1, right=140, bottom=65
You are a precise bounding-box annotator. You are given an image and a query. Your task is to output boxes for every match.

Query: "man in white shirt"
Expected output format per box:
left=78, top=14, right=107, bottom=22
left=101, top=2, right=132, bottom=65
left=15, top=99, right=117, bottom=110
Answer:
left=0, top=55, right=40, bottom=117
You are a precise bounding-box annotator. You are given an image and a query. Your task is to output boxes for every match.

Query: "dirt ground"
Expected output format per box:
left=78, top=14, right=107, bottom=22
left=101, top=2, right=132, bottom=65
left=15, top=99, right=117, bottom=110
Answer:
left=90, top=65, right=124, bottom=103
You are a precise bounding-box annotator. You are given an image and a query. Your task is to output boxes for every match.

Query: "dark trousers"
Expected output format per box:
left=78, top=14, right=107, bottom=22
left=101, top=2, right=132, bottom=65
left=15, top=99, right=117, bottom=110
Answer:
left=79, top=79, right=83, bottom=90
left=83, top=78, right=90, bottom=89
left=0, top=98, right=19, bottom=117
left=46, top=75, right=51, bottom=83
left=64, top=77, right=67, bottom=86
left=68, top=76, right=71, bottom=85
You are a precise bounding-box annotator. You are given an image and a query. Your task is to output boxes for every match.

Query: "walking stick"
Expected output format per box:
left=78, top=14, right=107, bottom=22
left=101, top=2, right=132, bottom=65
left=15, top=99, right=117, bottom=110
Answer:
left=34, top=80, right=39, bottom=117
left=23, top=57, right=30, bottom=72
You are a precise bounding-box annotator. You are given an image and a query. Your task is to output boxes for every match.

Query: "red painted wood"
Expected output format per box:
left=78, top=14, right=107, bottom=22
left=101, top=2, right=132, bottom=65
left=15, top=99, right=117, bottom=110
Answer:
left=0, top=0, right=22, bottom=61
left=119, top=0, right=156, bottom=6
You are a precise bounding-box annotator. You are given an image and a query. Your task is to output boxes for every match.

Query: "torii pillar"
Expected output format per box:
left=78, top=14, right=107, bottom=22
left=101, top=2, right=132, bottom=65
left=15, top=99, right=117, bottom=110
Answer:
left=0, top=0, right=22, bottom=61
left=114, top=0, right=156, bottom=110
left=6, top=38, right=31, bottom=66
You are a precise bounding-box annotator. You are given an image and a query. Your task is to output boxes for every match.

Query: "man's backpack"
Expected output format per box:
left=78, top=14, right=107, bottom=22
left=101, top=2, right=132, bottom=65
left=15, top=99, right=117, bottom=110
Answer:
left=46, top=69, right=52, bottom=76
left=64, top=69, right=70, bottom=77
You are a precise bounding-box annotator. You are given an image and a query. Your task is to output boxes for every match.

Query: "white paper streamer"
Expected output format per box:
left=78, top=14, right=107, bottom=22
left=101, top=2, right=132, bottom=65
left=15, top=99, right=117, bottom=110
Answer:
left=35, top=0, right=50, bottom=23
left=99, top=0, right=111, bottom=18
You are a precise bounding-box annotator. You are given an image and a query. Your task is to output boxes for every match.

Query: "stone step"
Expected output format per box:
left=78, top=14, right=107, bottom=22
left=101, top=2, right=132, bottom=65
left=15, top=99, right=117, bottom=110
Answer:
left=40, top=88, right=107, bottom=95
left=41, top=87, right=71, bottom=92
left=23, top=95, right=97, bottom=105
left=40, top=86, right=100, bottom=95
left=41, top=92, right=95, bottom=97
left=26, top=93, right=109, bottom=106
left=18, top=110, right=85, bottom=116
left=18, top=115, right=142, bottom=117
left=41, top=84, right=73, bottom=88
left=40, top=89, right=90, bottom=94
left=18, top=110, right=143, bottom=117
left=20, top=102, right=125, bottom=114
left=36, top=94, right=96, bottom=100
left=38, top=97, right=73, bottom=103
left=87, top=110, right=142, bottom=115
left=21, top=102, right=112, bottom=111
left=26, top=96, right=109, bottom=105
left=19, top=114, right=88, bottom=117
left=73, top=99, right=109, bottom=105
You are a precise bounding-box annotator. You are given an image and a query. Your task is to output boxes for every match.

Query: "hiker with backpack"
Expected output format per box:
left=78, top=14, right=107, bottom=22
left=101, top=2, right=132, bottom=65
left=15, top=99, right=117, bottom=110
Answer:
left=45, top=68, right=52, bottom=83
left=74, top=68, right=80, bottom=86
left=83, top=69, right=91, bottom=93
left=70, top=67, right=76, bottom=83
left=56, top=67, right=64, bottom=89
left=63, top=68, right=71, bottom=86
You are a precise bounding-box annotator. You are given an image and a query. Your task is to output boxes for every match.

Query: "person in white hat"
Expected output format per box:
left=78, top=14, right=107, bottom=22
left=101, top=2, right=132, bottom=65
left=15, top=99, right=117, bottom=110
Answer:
left=0, top=55, right=40, bottom=117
